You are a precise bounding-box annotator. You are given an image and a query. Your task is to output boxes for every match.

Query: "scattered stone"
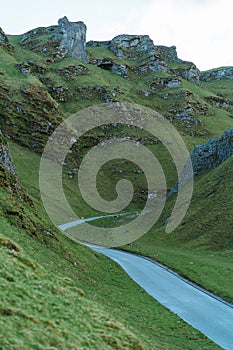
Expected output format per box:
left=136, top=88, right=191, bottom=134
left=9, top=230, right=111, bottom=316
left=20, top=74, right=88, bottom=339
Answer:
left=50, top=86, right=70, bottom=102
left=136, top=90, right=153, bottom=97
left=172, top=90, right=211, bottom=116
left=205, top=96, right=230, bottom=110
left=55, top=64, right=88, bottom=80
left=150, top=76, right=182, bottom=90
left=76, top=85, right=120, bottom=103
left=15, top=61, right=47, bottom=74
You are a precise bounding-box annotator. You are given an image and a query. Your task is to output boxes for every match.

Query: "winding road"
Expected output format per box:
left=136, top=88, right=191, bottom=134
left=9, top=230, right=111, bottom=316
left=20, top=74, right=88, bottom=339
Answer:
left=59, top=216, right=233, bottom=349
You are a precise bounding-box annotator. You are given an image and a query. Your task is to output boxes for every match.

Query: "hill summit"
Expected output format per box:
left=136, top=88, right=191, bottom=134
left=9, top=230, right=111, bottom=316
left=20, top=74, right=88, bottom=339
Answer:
left=0, top=16, right=232, bottom=158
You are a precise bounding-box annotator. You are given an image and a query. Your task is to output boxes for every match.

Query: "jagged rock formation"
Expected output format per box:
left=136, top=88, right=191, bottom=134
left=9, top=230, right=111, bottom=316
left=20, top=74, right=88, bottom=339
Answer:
left=171, top=64, right=200, bottom=85
left=200, top=67, right=233, bottom=82
left=1, top=17, right=232, bottom=154
left=18, top=19, right=202, bottom=83
left=88, top=35, right=200, bottom=83
left=55, top=16, right=88, bottom=63
left=87, top=40, right=180, bottom=64
left=169, top=129, right=233, bottom=196
left=190, top=129, right=233, bottom=175
left=110, top=35, right=155, bottom=59
left=19, top=17, right=88, bottom=63
left=109, top=34, right=168, bottom=73
left=0, top=27, right=14, bottom=54
left=154, top=45, right=179, bottom=63
left=0, top=131, right=17, bottom=176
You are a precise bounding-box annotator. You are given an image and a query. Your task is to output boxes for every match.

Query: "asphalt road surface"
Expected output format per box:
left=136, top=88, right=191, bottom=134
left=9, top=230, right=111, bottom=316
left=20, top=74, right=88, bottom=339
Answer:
left=91, top=246, right=233, bottom=350
left=60, top=217, right=233, bottom=349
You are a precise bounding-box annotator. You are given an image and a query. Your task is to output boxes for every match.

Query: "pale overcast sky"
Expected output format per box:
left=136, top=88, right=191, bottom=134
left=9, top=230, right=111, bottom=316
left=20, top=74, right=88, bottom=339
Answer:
left=1, top=0, right=233, bottom=71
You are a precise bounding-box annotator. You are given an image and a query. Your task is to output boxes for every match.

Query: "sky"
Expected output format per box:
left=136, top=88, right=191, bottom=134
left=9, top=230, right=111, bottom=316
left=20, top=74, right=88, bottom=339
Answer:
left=1, top=0, right=233, bottom=71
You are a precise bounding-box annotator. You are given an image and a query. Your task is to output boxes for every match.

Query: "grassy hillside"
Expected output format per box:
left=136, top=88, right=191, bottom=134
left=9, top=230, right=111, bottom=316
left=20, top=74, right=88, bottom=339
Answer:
left=2, top=32, right=233, bottom=211
left=1, top=231, right=146, bottom=350
left=1, top=24, right=233, bottom=349
left=3, top=33, right=233, bottom=153
left=0, top=143, right=220, bottom=349
left=124, top=155, right=233, bottom=303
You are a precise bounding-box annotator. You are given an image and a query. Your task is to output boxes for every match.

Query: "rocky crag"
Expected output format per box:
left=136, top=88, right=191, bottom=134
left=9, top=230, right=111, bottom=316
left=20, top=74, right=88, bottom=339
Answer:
left=169, top=128, right=233, bottom=198
left=20, top=16, right=88, bottom=63
left=191, top=129, right=233, bottom=175
left=0, top=27, right=14, bottom=54
left=0, top=17, right=232, bottom=158
left=0, top=131, right=17, bottom=176
left=19, top=17, right=201, bottom=83
left=200, top=67, right=233, bottom=82
left=88, top=34, right=200, bottom=83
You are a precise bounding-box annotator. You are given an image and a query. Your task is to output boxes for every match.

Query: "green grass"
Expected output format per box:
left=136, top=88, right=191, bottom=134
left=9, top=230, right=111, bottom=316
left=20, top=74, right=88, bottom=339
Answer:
left=0, top=228, right=147, bottom=350
left=2, top=30, right=233, bottom=349
left=3, top=35, right=233, bottom=154
left=201, top=79, right=233, bottom=113
left=9, top=120, right=233, bottom=307
left=123, top=156, right=233, bottom=303
left=0, top=144, right=220, bottom=349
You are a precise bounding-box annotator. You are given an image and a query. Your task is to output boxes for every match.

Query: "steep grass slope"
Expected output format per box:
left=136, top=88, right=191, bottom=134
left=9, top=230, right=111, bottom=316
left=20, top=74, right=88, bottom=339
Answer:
left=1, top=22, right=233, bottom=349
left=125, top=155, right=233, bottom=303
left=0, top=141, right=219, bottom=349
left=3, top=31, right=233, bottom=153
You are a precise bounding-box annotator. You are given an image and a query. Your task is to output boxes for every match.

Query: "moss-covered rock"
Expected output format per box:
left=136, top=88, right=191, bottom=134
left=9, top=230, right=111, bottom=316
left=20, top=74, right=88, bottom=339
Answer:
left=0, top=27, right=14, bottom=54
left=0, top=131, right=16, bottom=176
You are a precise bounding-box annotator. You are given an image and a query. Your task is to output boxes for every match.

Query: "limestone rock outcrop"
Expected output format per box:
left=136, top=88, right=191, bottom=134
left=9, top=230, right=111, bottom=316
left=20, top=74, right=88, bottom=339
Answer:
left=110, top=35, right=155, bottom=59
left=0, top=131, right=17, bottom=176
left=154, top=45, right=180, bottom=63
left=200, top=67, right=233, bottom=82
left=109, top=34, right=168, bottom=74
left=190, top=129, right=233, bottom=175
left=172, top=64, right=200, bottom=85
left=20, top=17, right=88, bottom=63
left=169, top=129, right=233, bottom=196
left=55, top=16, right=88, bottom=63
left=0, top=27, right=14, bottom=54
